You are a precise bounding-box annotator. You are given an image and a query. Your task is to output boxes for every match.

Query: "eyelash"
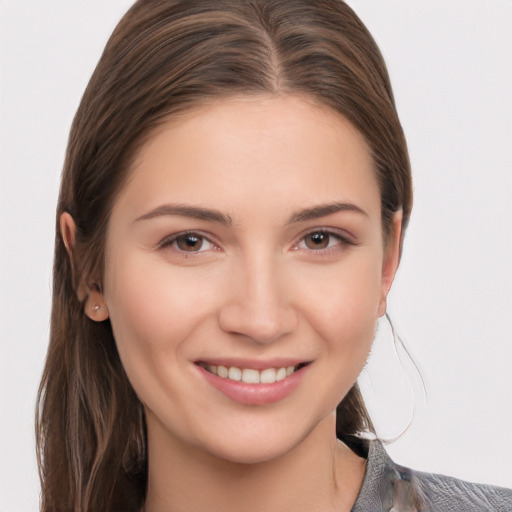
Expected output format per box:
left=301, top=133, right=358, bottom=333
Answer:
left=157, top=228, right=354, bottom=256
left=293, top=229, right=354, bottom=254
left=158, top=231, right=218, bottom=256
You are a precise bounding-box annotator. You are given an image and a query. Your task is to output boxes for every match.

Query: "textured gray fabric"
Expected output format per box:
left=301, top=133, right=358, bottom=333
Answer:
left=351, top=440, right=512, bottom=512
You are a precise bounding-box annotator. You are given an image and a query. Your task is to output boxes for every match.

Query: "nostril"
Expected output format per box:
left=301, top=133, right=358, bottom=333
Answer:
left=218, top=300, right=298, bottom=345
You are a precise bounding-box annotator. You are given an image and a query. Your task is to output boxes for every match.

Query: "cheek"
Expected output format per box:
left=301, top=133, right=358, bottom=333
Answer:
left=107, top=251, right=214, bottom=335
left=103, top=253, right=222, bottom=438
left=295, top=251, right=382, bottom=361
left=103, top=254, right=213, bottom=386
left=280, top=253, right=383, bottom=421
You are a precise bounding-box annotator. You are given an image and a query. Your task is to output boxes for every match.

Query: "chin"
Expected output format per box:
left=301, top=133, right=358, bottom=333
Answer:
left=191, top=411, right=330, bottom=467
left=202, top=434, right=300, bottom=466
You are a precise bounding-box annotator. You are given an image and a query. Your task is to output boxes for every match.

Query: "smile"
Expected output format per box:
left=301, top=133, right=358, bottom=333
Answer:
left=195, top=361, right=311, bottom=405
left=197, top=362, right=308, bottom=384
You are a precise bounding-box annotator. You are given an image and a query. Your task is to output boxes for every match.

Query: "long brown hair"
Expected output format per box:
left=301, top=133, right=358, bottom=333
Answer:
left=36, top=1, right=412, bottom=510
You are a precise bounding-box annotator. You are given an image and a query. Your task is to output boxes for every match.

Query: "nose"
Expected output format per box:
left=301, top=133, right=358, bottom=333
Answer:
left=218, top=256, right=298, bottom=344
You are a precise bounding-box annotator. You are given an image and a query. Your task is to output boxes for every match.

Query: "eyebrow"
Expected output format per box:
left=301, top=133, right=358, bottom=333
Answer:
left=287, top=202, right=368, bottom=224
left=134, top=201, right=366, bottom=226
left=134, top=204, right=232, bottom=225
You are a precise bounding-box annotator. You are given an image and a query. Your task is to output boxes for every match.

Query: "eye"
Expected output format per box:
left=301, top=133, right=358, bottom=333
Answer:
left=295, top=230, right=350, bottom=252
left=159, top=232, right=216, bottom=253
left=303, top=232, right=331, bottom=250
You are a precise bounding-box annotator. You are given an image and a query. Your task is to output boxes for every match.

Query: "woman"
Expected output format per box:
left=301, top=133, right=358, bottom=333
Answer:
left=35, top=1, right=512, bottom=511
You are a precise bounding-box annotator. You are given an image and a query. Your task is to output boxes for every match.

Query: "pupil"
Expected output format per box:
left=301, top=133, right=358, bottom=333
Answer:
left=178, top=234, right=201, bottom=251
left=307, top=232, right=328, bottom=249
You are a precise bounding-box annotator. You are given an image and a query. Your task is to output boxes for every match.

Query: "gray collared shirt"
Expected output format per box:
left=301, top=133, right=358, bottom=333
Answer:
left=352, top=440, right=512, bottom=511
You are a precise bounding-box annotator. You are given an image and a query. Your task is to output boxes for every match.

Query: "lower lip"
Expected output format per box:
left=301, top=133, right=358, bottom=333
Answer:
left=196, top=364, right=309, bottom=405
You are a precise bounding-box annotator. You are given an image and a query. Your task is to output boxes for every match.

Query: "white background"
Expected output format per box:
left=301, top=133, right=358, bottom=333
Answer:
left=1, top=1, right=511, bottom=510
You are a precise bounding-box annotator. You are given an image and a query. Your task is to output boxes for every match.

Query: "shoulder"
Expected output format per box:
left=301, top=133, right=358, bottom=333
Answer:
left=352, top=440, right=512, bottom=512
left=397, top=460, right=512, bottom=512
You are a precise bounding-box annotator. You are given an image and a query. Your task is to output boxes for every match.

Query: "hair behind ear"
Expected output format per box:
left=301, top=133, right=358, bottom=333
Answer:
left=36, top=217, right=147, bottom=511
left=336, top=383, right=374, bottom=457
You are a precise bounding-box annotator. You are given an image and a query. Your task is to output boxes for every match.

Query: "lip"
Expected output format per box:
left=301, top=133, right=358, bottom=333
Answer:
left=195, top=361, right=310, bottom=405
left=195, top=357, right=307, bottom=371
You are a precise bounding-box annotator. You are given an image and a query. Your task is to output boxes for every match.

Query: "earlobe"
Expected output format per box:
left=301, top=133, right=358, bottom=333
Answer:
left=378, top=211, right=403, bottom=317
left=60, top=212, right=109, bottom=322
left=84, top=292, right=110, bottom=322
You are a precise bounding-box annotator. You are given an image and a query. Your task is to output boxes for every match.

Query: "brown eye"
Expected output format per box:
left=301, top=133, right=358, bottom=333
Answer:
left=304, top=232, right=330, bottom=250
left=159, top=231, right=216, bottom=254
left=175, top=234, right=206, bottom=252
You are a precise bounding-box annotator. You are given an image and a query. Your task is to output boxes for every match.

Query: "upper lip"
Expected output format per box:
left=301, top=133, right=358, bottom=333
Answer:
left=194, top=358, right=311, bottom=370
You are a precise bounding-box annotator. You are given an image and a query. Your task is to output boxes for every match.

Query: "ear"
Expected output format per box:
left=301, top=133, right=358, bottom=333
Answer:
left=60, top=212, right=109, bottom=322
left=378, top=211, right=403, bottom=317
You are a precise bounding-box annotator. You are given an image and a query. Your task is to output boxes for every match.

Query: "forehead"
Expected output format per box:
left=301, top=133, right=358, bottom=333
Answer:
left=113, top=95, right=380, bottom=223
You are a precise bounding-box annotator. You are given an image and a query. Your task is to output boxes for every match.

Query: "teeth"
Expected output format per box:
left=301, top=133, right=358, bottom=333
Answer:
left=276, top=367, right=287, bottom=381
left=260, top=368, right=276, bottom=384
left=203, top=363, right=302, bottom=383
left=242, top=368, right=260, bottom=384
left=228, top=367, right=242, bottom=381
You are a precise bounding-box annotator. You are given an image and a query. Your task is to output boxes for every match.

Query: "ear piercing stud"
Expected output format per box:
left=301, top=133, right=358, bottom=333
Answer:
left=93, top=305, right=104, bottom=313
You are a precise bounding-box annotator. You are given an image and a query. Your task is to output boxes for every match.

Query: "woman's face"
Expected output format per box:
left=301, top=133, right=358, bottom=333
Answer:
left=100, top=95, right=401, bottom=464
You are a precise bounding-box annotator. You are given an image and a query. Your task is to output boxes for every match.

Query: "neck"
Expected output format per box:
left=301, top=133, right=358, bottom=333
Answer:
left=143, top=414, right=366, bottom=512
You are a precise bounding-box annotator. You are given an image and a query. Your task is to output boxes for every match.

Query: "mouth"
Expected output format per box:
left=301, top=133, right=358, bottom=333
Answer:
left=195, top=361, right=310, bottom=385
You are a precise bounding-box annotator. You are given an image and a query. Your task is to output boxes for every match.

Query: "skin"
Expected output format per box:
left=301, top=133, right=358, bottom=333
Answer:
left=62, top=95, right=402, bottom=512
